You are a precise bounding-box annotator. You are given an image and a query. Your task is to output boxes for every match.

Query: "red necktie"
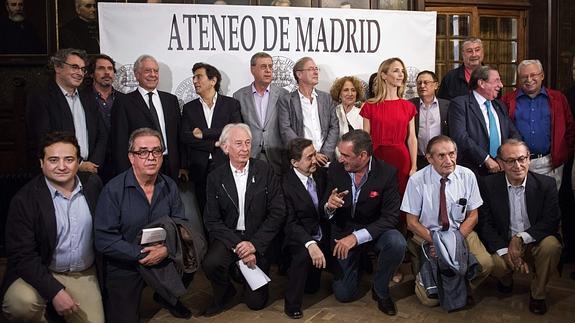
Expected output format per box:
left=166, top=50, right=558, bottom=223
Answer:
left=439, top=177, right=449, bottom=231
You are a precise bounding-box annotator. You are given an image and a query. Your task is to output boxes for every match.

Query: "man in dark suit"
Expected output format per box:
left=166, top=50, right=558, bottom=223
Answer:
left=233, top=52, right=289, bottom=175
left=202, top=123, right=285, bottom=316
left=324, top=130, right=406, bottom=316
left=26, top=48, right=107, bottom=174
left=409, top=70, right=450, bottom=169
left=1, top=132, right=104, bottom=322
left=449, top=65, right=520, bottom=176
left=438, top=37, right=484, bottom=101
left=282, top=138, right=328, bottom=319
left=111, top=54, right=183, bottom=181
left=181, top=62, right=242, bottom=214
left=278, top=57, right=339, bottom=166
left=478, top=139, right=562, bottom=315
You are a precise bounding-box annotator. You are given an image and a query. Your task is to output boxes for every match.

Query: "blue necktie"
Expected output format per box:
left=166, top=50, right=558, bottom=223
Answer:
left=486, top=100, right=500, bottom=158
left=306, top=177, right=322, bottom=241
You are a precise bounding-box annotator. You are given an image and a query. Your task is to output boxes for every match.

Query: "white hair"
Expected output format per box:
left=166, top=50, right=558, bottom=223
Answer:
left=219, top=123, right=252, bottom=145
left=133, top=54, right=158, bottom=73
left=517, top=59, right=544, bottom=74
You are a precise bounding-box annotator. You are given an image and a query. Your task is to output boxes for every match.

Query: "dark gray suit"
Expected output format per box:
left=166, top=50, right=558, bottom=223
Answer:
left=278, top=89, right=339, bottom=161
left=233, top=84, right=288, bottom=174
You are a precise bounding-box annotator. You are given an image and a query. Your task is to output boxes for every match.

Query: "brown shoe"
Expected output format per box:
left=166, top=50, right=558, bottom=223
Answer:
left=529, top=295, right=547, bottom=315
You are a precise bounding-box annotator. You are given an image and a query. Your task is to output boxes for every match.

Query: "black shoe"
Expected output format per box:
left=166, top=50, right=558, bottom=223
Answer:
left=204, top=285, right=237, bottom=317
left=153, top=293, right=192, bottom=319
left=372, top=288, right=397, bottom=316
left=284, top=308, right=303, bottom=319
left=529, top=295, right=547, bottom=315
left=496, top=279, right=514, bottom=294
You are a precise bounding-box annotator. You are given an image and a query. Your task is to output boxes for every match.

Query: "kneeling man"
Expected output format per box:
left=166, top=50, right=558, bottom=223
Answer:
left=1, top=132, right=104, bottom=322
left=401, top=135, right=493, bottom=310
left=324, top=130, right=406, bottom=316
left=478, top=139, right=562, bottom=315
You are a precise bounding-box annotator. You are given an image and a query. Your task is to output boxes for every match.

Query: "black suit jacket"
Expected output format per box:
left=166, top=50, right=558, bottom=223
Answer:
left=111, top=89, right=181, bottom=180
left=203, top=158, right=286, bottom=254
left=449, top=93, right=520, bottom=174
left=25, top=80, right=108, bottom=166
left=283, top=167, right=327, bottom=247
left=409, top=97, right=450, bottom=137
left=322, top=158, right=400, bottom=242
left=477, top=171, right=561, bottom=253
left=180, top=95, right=242, bottom=181
left=0, top=173, right=102, bottom=302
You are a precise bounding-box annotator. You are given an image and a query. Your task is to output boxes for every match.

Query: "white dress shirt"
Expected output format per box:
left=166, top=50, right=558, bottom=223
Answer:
left=231, top=161, right=249, bottom=231
left=137, top=86, right=168, bottom=155
left=199, top=92, right=218, bottom=159
left=58, top=85, right=89, bottom=160
left=473, top=90, right=502, bottom=161
left=299, top=89, right=324, bottom=152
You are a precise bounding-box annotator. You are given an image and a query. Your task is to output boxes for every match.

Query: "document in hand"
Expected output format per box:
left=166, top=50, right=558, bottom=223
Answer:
left=140, top=227, right=166, bottom=245
left=236, top=260, right=271, bottom=291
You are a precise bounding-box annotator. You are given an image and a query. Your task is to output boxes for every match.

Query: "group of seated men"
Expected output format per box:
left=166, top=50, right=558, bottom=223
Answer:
left=0, top=35, right=570, bottom=321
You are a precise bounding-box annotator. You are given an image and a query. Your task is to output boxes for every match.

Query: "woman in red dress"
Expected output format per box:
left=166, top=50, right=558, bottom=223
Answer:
left=360, top=57, right=417, bottom=195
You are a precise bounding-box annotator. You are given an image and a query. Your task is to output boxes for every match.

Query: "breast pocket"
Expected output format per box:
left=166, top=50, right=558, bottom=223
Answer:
left=450, top=202, right=466, bottom=223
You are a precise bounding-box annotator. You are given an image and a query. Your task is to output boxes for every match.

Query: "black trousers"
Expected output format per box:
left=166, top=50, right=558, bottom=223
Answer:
left=284, top=243, right=324, bottom=311
left=202, top=239, right=271, bottom=310
left=105, top=269, right=145, bottom=323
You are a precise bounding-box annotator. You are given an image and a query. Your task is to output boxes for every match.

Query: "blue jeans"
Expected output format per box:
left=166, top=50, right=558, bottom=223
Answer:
left=332, top=229, right=406, bottom=302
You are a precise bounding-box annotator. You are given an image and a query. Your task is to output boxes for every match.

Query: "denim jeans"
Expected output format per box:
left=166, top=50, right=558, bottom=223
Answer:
left=332, top=229, right=406, bottom=302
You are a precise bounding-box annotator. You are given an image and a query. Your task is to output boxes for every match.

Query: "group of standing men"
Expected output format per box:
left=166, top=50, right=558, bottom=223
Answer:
left=1, top=33, right=573, bottom=322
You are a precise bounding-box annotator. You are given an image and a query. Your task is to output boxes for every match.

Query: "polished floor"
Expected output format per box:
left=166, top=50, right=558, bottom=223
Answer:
left=142, top=262, right=575, bottom=322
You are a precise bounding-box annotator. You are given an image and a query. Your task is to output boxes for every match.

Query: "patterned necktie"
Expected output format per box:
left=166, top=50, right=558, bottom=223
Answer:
left=439, top=177, right=449, bottom=231
left=306, top=177, right=319, bottom=210
left=486, top=100, right=500, bottom=158
left=147, top=92, right=162, bottom=132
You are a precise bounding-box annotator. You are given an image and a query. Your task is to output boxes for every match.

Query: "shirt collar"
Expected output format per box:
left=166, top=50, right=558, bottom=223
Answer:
left=137, top=86, right=158, bottom=97
left=428, top=164, right=456, bottom=182
left=347, top=157, right=373, bottom=177
left=298, top=88, right=318, bottom=100
left=505, top=173, right=527, bottom=189
left=45, top=175, right=82, bottom=199
left=199, top=92, right=218, bottom=108
left=57, top=83, right=78, bottom=97
left=472, top=90, right=488, bottom=107
left=293, top=167, right=311, bottom=184
left=251, top=83, right=270, bottom=95
left=230, top=160, right=249, bottom=176
left=419, top=96, right=438, bottom=109
left=516, top=86, right=548, bottom=99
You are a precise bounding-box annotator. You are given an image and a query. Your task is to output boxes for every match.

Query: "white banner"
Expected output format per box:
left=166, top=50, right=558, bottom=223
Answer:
left=99, top=3, right=436, bottom=105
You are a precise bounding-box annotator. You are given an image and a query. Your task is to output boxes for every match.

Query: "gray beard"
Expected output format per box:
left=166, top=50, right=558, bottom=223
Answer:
left=9, top=13, right=25, bottom=22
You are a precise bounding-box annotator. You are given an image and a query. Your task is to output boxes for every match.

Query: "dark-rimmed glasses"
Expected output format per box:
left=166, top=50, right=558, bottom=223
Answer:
left=130, top=149, right=164, bottom=159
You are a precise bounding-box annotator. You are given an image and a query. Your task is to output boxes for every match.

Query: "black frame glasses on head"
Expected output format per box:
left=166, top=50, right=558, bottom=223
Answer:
left=130, top=149, right=164, bottom=159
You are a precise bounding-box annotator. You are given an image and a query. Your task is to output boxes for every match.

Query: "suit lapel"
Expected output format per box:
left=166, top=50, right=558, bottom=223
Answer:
left=264, top=87, right=279, bottom=128
left=494, top=174, right=511, bottom=231
left=244, top=162, right=258, bottom=212
left=130, top=90, right=156, bottom=125
left=493, top=100, right=508, bottom=138
left=221, top=166, right=240, bottom=213
left=287, top=169, right=318, bottom=215
left=469, top=95, right=489, bottom=136
left=316, top=93, right=327, bottom=136
left=525, top=173, right=538, bottom=225
left=49, top=82, right=75, bottom=131
left=292, top=91, right=304, bottom=136
left=245, top=89, right=263, bottom=128
left=36, top=177, right=58, bottom=252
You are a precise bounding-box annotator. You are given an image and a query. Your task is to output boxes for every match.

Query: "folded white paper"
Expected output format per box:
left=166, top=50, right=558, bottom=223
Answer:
left=140, top=227, right=166, bottom=245
left=236, top=260, right=271, bottom=291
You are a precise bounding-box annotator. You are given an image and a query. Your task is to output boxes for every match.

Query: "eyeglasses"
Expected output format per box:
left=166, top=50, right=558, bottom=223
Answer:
left=130, top=149, right=164, bottom=159
left=83, top=3, right=97, bottom=8
left=298, top=67, right=320, bottom=72
left=62, top=61, right=88, bottom=74
left=416, top=80, right=436, bottom=86
left=499, top=155, right=529, bottom=166
left=519, top=72, right=543, bottom=82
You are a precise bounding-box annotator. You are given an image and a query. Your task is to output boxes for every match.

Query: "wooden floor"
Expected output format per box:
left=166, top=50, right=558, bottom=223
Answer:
left=142, top=262, right=575, bottom=323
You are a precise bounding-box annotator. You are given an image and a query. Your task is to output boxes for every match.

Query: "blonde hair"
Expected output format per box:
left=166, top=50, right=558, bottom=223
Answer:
left=368, top=57, right=406, bottom=103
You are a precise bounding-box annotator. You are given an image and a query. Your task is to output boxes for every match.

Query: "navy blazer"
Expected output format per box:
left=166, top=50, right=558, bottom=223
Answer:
left=283, top=167, right=328, bottom=247
left=322, top=157, right=400, bottom=242
left=1, top=173, right=102, bottom=302
left=25, top=80, right=108, bottom=166
left=477, top=171, right=561, bottom=254
left=180, top=95, right=242, bottom=182
left=111, top=89, right=182, bottom=180
left=449, top=93, right=520, bottom=174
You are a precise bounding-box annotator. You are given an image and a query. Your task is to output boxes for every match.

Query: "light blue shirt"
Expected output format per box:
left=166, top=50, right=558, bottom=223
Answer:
left=46, top=177, right=94, bottom=272
left=58, top=85, right=89, bottom=160
left=349, top=158, right=373, bottom=245
left=251, top=83, right=270, bottom=128
left=400, top=165, right=483, bottom=231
